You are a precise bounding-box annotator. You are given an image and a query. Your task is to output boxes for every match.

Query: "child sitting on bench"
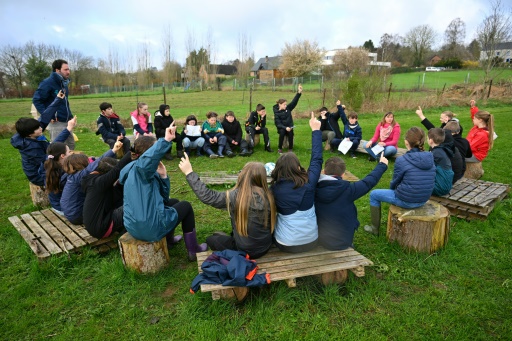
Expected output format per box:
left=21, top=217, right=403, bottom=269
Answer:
left=179, top=155, right=276, bottom=259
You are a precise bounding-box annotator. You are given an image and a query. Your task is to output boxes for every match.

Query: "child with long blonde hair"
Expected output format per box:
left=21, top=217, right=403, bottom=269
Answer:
left=180, top=156, right=276, bottom=259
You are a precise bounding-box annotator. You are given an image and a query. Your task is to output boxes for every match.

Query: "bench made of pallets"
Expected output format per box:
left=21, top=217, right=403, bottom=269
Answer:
left=430, top=177, right=510, bottom=220
left=8, top=209, right=118, bottom=259
left=198, top=170, right=360, bottom=186
left=195, top=246, right=373, bottom=300
left=355, top=140, right=407, bottom=159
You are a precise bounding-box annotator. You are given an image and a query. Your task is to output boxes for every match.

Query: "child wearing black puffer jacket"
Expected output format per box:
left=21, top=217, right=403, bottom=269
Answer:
left=154, top=104, right=183, bottom=160
left=273, top=84, right=302, bottom=153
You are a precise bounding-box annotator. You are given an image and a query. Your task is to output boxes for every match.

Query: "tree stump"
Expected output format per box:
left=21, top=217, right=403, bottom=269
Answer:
left=464, top=162, right=484, bottom=179
left=282, top=136, right=289, bottom=150
left=387, top=200, right=450, bottom=254
left=245, top=134, right=260, bottom=147
left=319, top=270, right=348, bottom=285
left=211, top=287, right=249, bottom=302
left=118, top=232, right=170, bottom=273
left=29, top=182, right=50, bottom=207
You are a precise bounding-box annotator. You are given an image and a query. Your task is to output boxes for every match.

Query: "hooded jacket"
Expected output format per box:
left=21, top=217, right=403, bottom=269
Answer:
left=32, top=72, right=72, bottom=123
left=186, top=172, right=273, bottom=258
left=315, top=163, right=387, bottom=250
left=391, top=148, right=436, bottom=204
left=11, top=128, right=71, bottom=186
left=119, top=138, right=176, bottom=242
left=319, top=105, right=344, bottom=139
left=96, top=113, right=126, bottom=142
left=154, top=107, right=174, bottom=139
left=431, top=145, right=454, bottom=196
left=273, top=92, right=301, bottom=131
left=246, top=111, right=267, bottom=129
left=221, top=117, right=243, bottom=144
left=339, top=105, right=362, bottom=144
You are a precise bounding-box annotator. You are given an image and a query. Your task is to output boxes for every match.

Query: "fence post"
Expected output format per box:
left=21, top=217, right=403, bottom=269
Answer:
left=487, top=79, right=493, bottom=98
left=387, top=83, right=392, bottom=102
left=163, top=86, right=166, bottom=105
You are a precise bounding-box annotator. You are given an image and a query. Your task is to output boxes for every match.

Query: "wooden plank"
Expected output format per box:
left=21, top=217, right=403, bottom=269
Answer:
left=31, top=211, right=74, bottom=252
left=64, top=220, right=97, bottom=244
left=8, top=216, right=50, bottom=258
left=40, top=209, right=87, bottom=248
left=20, top=213, right=62, bottom=255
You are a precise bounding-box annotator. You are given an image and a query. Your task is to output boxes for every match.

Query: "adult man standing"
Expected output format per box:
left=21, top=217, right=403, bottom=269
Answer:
left=33, top=59, right=75, bottom=149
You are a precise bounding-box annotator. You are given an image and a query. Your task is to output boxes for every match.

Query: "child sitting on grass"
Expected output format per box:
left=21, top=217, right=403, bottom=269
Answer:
left=202, top=111, right=226, bottom=158
left=181, top=115, right=205, bottom=157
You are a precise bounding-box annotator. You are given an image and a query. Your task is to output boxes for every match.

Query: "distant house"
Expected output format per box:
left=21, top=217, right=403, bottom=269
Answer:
left=323, top=49, right=391, bottom=68
left=480, top=42, right=512, bottom=63
left=198, top=64, right=238, bottom=83
left=429, top=55, right=442, bottom=66
left=250, top=56, right=284, bottom=81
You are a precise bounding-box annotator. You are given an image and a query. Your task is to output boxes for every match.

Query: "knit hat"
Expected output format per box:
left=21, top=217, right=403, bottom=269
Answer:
left=159, top=104, right=170, bottom=115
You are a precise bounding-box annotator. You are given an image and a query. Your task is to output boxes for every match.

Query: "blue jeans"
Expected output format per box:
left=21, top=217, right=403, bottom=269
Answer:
left=370, top=189, right=426, bottom=209
left=364, top=142, right=397, bottom=159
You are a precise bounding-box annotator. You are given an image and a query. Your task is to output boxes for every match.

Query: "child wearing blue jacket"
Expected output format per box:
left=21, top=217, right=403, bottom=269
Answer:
left=364, top=127, right=436, bottom=236
left=329, top=100, right=362, bottom=158
left=428, top=128, right=454, bottom=196
left=270, top=113, right=322, bottom=253
left=119, top=124, right=207, bottom=261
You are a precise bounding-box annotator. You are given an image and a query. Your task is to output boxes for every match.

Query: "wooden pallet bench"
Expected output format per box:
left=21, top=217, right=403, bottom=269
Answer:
left=355, top=140, right=407, bottom=159
left=199, top=170, right=359, bottom=185
left=8, top=209, right=118, bottom=259
left=195, top=246, right=373, bottom=300
left=430, top=177, right=510, bottom=220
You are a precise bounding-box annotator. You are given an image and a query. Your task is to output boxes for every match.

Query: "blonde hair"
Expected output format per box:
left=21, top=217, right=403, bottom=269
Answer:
left=226, top=162, right=276, bottom=237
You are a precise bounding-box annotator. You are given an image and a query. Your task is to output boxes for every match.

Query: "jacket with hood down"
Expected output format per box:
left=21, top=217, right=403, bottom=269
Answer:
left=391, top=148, right=436, bottom=204
left=315, top=163, right=387, bottom=250
left=119, top=138, right=177, bottom=242
left=273, top=92, right=301, bottom=131
left=431, top=145, right=454, bottom=196
left=32, top=72, right=73, bottom=123
left=96, top=113, right=126, bottom=142
left=319, top=104, right=344, bottom=139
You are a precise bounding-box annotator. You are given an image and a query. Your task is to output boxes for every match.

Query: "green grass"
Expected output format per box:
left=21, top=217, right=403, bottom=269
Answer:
left=0, top=92, right=511, bottom=340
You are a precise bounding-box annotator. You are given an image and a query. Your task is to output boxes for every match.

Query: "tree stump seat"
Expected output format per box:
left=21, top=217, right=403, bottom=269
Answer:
left=464, top=162, right=484, bottom=179
left=118, top=232, right=170, bottom=273
left=29, top=182, right=50, bottom=207
left=387, top=200, right=450, bottom=254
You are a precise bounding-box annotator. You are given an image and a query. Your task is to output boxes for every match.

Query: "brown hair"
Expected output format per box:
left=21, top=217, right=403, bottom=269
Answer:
left=428, top=128, right=445, bottom=145
left=271, top=152, right=308, bottom=188
left=405, top=127, right=426, bottom=151
left=443, top=121, right=460, bottom=134
left=137, top=102, right=148, bottom=116
left=324, top=157, right=346, bottom=176
left=45, top=142, right=67, bottom=193
left=347, top=111, right=358, bottom=119
left=380, top=112, right=396, bottom=127
left=256, top=104, right=265, bottom=112
left=276, top=99, right=287, bottom=105
left=206, top=111, right=218, bottom=119
left=474, top=111, right=495, bottom=150
left=226, top=162, right=276, bottom=237
left=131, top=136, right=156, bottom=160
left=62, top=154, right=89, bottom=174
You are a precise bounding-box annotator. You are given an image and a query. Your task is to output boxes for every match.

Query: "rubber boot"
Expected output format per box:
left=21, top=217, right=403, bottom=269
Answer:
left=184, top=229, right=208, bottom=261
left=217, top=145, right=225, bottom=157
left=363, top=206, right=381, bottom=236
left=166, top=230, right=183, bottom=249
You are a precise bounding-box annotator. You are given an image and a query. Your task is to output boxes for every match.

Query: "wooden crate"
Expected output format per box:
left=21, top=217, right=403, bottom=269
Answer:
left=8, top=209, right=118, bottom=259
left=195, top=246, right=373, bottom=300
left=199, top=170, right=359, bottom=185
left=430, top=177, right=510, bottom=220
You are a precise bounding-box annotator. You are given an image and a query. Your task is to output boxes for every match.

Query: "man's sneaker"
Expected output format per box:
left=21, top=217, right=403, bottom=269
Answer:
left=350, top=152, right=357, bottom=158
left=209, top=154, right=218, bottom=159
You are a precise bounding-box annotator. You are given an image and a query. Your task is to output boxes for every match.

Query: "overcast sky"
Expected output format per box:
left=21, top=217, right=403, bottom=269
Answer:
left=0, top=0, right=493, bottom=69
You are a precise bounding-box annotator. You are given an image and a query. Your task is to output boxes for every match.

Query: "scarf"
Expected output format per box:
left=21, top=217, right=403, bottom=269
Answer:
left=379, top=124, right=393, bottom=142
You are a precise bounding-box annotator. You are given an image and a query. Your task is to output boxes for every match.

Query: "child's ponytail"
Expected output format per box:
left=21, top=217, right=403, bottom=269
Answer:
left=45, top=142, right=67, bottom=193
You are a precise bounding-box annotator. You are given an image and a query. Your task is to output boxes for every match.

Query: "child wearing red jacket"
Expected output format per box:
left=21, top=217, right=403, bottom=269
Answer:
left=466, top=111, right=495, bottom=163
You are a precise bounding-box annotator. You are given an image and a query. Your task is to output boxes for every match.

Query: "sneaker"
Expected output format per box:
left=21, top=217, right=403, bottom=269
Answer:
left=265, top=146, right=273, bottom=153
left=350, top=152, right=357, bottom=158
left=177, top=150, right=184, bottom=158
left=277, top=149, right=283, bottom=154
left=218, top=153, right=225, bottom=158
left=209, top=154, right=218, bottom=159
left=239, top=150, right=250, bottom=157
left=226, top=151, right=235, bottom=158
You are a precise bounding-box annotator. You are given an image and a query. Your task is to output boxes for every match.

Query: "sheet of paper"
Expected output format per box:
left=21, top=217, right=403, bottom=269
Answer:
left=371, top=144, right=384, bottom=155
left=338, top=138, right=353, bottom=154
left=186, top=125, right=201, bottom=136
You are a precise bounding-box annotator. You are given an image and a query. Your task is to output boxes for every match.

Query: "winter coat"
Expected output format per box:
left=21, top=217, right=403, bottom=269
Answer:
left=186, top=172, right=273, bottom=258
left=154, top=112, right=174, bottom=139
left=319, top=105, right=344, bottom=139
left=246, top=111, right=267, bottom=129
left=339, top=105, right=362, bottom=144
left=11, top=128, right=71, bottom=186
left=190, top=250, right=270, bottom=293
left=315, top=163, right=387, bottom=250
left=96, top=113, right=126, bottom=142
left=466, top=126, right=489, bottom=161
left=390, top=148, right=436, bottom=204
left=270, top=130, right=322, bottom=246
left=32, top=72, right=72, bottom=123
left=431, top=146, right=454, bottom=196
left=119, top=138, right=177, bottom=242
left=273, top=92, right=301, bottom=131
left=60, top=149, right=115, bottom=224
left=221, top=118, right=243, bottom=144
left=81, top=153, right=132, bottom=238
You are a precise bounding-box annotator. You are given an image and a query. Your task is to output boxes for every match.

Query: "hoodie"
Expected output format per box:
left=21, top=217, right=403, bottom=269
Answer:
left=431, top=145, right=454, bottom=196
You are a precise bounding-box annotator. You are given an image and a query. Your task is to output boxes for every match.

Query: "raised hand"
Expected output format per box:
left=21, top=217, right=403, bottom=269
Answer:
left=67, top=116, right=77, bottom=131
left=178, top=152, right=193, bottom=175
left=309, top=112, right=321, bottom=131
left=165, top=121, right=176, bottom=142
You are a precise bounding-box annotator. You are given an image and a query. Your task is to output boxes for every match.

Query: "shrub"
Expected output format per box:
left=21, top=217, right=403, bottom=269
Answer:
left=345, top=71, right=364, bottom=111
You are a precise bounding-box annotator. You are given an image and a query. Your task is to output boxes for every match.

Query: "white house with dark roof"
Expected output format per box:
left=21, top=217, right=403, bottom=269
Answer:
left=480, top=42, right=512, bottom=63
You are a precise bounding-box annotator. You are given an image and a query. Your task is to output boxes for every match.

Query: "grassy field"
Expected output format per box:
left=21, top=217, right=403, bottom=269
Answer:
left=0, top=90, right=511, bottom=340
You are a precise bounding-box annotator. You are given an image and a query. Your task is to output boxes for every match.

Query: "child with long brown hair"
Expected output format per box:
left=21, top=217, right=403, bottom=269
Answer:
left=270, top=112, right=322, bottom=253
left=466, top=111, right=495, bottom=163
left=44, top=142, right=71, bottom=215
left=364, top=112, right=401, bottom=161
left=180, top=157, right=276, bottom=259
left=364, top=127, right=436, bottom=236
left=273, top=84, right=303, bottom=153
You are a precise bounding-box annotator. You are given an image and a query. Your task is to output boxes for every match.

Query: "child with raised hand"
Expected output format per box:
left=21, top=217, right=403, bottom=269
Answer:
left=270, top=112, right=322, bottom=253
left=181, top=115, right=205, bottom=157
left=43, top=142, right=72, bottom=215
left=60, top=139, right=123, bottom=225
left=273, top=84, right=303, bottom=153
left=316, top=154, right=388, bottom=250
left=364, top=127, right=435, bottom=236
left=11, top=114, right=76, bottom=187
left=119, top=122, right=206, bottom=261
left=202, top=111, right=226, bottom=158
left=130, top=102, right=154, bottom=139
left=466, top=111, right=495, bottom=163
left=179, top=154, right=276, bottom=259
left=329, top=100, right=362, bottom=158
left=154, top=104, right=183, bottom=160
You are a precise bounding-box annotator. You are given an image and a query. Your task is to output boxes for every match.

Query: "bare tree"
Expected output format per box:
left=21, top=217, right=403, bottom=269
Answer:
left=184, top=29, right=197, bottom=82
left=378, top=33, right=404, bottom=64
left=0, top=44, right=25, bottom=97
left=107, top=44, right=122, bottom=88
left=63, top=49, right=94, bottom=88
left=161, top=25, right=176, bottom=84
left=403, top=25, right=437, bottom=66
left=280, top=39, right=324, bottom=77
left=136, top=40, right=152, bottom=87
left=477, top=0, right=512, bottom=83
left=332, top=48, right=370, bottom=76
left=441, top=18, right=469, bottom=59
left=235, top=32, right=254, bottom=88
